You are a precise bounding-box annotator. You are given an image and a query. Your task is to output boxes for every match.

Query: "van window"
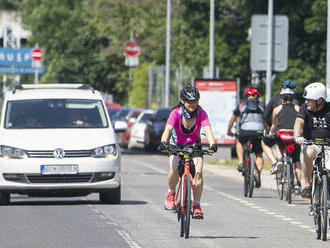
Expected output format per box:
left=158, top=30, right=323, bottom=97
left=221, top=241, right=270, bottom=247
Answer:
left=5, top=99, right=108, bottom=129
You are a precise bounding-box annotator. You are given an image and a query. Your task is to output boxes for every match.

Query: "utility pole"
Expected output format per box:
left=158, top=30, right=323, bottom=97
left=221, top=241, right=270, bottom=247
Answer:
left=2, top=27, right=21, bottom=93
left=209, top=0, right=215, bottom=78
left=165, top=0, right=171, bottom=107
left=327, top=0, right=330, bottom=91
left=265, top=0, right=274, bottom=104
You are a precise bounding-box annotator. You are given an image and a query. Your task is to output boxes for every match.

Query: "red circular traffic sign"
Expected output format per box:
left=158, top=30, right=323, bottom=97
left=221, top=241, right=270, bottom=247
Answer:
left=31, top=48, right=43, bottom=61
left=124, top=41, right=141, bottom=57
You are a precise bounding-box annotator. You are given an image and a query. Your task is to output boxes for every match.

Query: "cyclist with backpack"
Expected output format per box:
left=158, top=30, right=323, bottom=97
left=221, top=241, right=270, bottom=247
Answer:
left=158, top=85, right=217, bottom=219
left=227, top=86, right=265, bottom=188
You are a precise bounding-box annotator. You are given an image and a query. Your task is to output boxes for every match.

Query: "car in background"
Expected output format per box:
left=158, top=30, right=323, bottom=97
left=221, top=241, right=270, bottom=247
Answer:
left=0, top=84, right=126, bottom=205
left=128, top=109, right=155, bottom=150
left=144, top=108, right=171, bottom=150
left=105, top=102, right=122, bottom=124
left=115, top=107, right=144, bottom=147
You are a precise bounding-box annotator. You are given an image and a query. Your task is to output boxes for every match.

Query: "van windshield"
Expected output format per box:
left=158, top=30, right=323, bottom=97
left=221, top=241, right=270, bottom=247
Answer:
left=5, top=99, right=108, bottom=129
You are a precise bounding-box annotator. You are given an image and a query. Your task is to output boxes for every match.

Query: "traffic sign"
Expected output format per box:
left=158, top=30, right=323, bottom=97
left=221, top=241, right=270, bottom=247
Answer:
left=31, top=47, right=43, bottom=61
left=124, top=41, right=141, bottom=57
left=0, top=48, right=32, bottom=66
left=250, top=15, right=289, bottom=72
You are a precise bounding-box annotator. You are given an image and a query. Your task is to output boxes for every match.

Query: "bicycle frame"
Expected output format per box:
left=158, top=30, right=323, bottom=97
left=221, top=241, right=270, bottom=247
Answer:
left=174, top=154, right=194, bottom=216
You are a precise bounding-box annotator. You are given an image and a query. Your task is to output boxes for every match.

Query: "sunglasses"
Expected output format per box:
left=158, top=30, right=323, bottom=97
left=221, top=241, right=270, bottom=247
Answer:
left=185, top=100, right=198, bottom=104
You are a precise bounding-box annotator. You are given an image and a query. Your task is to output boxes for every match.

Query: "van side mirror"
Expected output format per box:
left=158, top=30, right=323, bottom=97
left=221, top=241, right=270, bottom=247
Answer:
left=114, top=121, right=128, bottom=133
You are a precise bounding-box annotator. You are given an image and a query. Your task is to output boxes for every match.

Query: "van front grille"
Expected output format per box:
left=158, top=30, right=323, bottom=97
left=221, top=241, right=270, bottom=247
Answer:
left=26, top=150, right=92, bottom=158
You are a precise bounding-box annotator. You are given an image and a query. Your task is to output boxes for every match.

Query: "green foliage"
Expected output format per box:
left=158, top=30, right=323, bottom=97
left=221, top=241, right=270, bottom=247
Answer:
left=3, top=0, right=329, bottom=105
left=130, top=63, right=151, bottom=108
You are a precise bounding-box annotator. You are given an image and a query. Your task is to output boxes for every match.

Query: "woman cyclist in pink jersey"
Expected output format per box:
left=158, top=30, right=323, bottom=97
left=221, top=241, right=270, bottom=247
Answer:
left=158, top=85, right=217, bottom=219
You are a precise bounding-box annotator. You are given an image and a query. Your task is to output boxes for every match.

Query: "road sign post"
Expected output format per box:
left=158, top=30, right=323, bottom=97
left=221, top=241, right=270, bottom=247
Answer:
left=250, top=14, right=289, bottom=103
left=31, top=47, right=43, bottom=84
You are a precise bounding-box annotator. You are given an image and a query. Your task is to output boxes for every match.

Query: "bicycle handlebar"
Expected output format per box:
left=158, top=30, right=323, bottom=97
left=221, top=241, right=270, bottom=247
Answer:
left=303, top=138, right=330, bottom=146
left=168, top=147, right=213, bottom=156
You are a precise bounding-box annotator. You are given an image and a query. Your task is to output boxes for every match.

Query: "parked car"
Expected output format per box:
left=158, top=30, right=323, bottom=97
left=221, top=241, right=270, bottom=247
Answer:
left=0, top=84, right=127, bottom=205
left=115, top=107, right=144, bottom=147
left=144, top=108, right=171, bottom=150
left=105, top=102, right=122, bottom=123
left=128, top=109, right=155, bottom=150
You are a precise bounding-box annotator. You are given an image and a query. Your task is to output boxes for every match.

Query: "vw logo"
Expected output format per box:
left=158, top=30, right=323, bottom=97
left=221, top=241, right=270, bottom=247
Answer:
left=53, top=148, right=65, bottom=159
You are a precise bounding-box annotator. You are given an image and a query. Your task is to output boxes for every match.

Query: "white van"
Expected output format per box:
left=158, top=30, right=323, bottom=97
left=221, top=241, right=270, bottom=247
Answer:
left=0, top=84, right=126, bottom=205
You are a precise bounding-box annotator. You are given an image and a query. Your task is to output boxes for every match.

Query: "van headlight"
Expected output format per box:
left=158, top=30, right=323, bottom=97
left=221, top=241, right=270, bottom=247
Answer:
left=92, top=144, right=117, bottom=158
left=0, top=146, right=27, bottom=159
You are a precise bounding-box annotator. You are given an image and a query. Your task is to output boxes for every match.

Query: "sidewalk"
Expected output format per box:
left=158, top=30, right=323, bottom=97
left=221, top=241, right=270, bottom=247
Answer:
left=204, top=163, right=278, bottom=190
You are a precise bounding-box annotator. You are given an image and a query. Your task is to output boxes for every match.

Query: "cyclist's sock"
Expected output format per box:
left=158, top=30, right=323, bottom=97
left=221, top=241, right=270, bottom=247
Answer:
left=297, top=181, right=301, bottom=187
left=194, top=201, right=200, bottom=206
left=167, top=189, right=175, bottom=194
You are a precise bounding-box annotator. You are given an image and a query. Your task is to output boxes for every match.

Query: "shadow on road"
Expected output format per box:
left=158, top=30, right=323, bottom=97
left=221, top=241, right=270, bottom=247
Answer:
left=190, top=235, right=259, bottom=239
left=8, top=196, right=147, bottom=206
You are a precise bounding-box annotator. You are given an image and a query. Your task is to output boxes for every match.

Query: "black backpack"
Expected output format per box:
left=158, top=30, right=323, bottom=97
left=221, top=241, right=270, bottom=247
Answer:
left=244, top=98, right=262, bottom=114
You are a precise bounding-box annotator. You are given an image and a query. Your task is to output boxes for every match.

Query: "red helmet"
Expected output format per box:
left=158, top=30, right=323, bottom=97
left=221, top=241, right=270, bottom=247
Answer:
left=244, top=87, right=260, bottom=96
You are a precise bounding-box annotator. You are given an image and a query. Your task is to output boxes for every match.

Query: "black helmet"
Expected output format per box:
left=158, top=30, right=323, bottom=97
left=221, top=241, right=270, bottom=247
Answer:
left=180, top=86, right=200, bottom=101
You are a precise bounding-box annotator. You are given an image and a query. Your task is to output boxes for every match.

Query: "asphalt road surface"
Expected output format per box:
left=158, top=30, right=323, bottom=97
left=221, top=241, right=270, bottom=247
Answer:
left=0, top=150, right=329, bottom=248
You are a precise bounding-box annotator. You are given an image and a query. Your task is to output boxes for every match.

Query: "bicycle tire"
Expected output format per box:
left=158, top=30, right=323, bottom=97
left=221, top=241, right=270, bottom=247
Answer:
left=321, top=174, right=328, bottom=241
left=179, top=180, right=184, bottom=237
left=248, top=153, right=255, bottom=198
left=243, top=153, right=249, bottom=197
left=275, top=173, right=283, bottom=200
left=312, top=171, right=321, bottom=240
left=184, top=174, right=191, bottom=239
left=286, top=159, right=293, bottom=204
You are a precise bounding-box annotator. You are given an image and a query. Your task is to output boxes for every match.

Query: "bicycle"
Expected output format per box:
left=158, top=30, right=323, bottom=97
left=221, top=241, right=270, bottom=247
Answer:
left=275, top=129, right=296, bottom=204
left=241, top=134, right=262, bottom=198
left=169, top=145, right=212, bottom=239
left=304, top=138, right=330, bottom=241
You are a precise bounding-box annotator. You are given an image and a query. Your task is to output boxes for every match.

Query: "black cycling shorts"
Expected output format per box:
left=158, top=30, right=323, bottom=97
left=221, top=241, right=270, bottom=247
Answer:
left=237, top=131, right=263, bottom=155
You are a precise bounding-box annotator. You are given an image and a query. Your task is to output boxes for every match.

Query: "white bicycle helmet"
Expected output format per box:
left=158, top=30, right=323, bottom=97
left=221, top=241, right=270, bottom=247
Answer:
left=303, top=82, right=327, bottom=100
left=280, top=88, right=295, bottom=98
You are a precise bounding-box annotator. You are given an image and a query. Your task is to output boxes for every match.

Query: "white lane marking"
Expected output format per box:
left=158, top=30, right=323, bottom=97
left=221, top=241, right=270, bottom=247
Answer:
left=117, top=229, right=143, bottom=248
left=290, top=221, right=303, bottom=225
left=130, top=158, right=316, bottom=236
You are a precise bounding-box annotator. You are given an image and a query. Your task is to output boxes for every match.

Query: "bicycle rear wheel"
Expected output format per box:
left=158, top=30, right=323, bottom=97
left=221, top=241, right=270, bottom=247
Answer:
left=243, top=154, right=249, bottom=197
left=275, top=173, right=283, bottom=200
left=248, top=153, right=255, bottom=198
left=321, top=174, right=328, bottom=241
left=183, top=174, right=191, bottom=239
left=286, top=159, right=293, bottom=204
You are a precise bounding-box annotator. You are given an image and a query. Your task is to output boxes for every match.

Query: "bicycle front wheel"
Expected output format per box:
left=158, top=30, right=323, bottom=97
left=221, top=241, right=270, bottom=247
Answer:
left=248, top=153, right=255, bottom=198
left=183, top=174, right=191, bottom=239
left=312, top=171, right=321, bottom=240
left=321, top=174, right=328, bottom=241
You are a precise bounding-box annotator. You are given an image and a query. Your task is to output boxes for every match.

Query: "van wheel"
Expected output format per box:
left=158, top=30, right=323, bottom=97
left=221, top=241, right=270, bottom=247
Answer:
left=0, top=191, right=10, bottom=205
left=99, top=186, right=121, bottom=204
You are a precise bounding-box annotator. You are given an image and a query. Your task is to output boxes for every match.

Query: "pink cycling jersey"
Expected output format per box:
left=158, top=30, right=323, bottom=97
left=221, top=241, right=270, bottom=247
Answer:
left=167, top=106, right=210, bottom=144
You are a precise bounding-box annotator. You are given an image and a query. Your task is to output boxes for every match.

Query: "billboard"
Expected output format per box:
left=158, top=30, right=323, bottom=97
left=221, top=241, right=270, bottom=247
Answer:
left=195, top=79, right=237, bottom=145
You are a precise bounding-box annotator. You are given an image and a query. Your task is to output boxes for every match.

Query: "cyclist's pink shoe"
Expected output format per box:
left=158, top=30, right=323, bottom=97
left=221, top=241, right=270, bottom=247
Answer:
left=165, top=192, right=175, bottom=210
left=193, top=204, right=204, bottom=219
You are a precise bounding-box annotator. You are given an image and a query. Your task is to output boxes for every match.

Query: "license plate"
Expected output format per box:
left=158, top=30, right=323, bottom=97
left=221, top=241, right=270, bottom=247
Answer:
left=41, top=165, right=78, bottom=175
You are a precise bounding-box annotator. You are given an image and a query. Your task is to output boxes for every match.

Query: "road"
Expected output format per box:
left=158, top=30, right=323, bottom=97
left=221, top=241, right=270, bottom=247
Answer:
left=0, top=150, right=329, bottom=247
